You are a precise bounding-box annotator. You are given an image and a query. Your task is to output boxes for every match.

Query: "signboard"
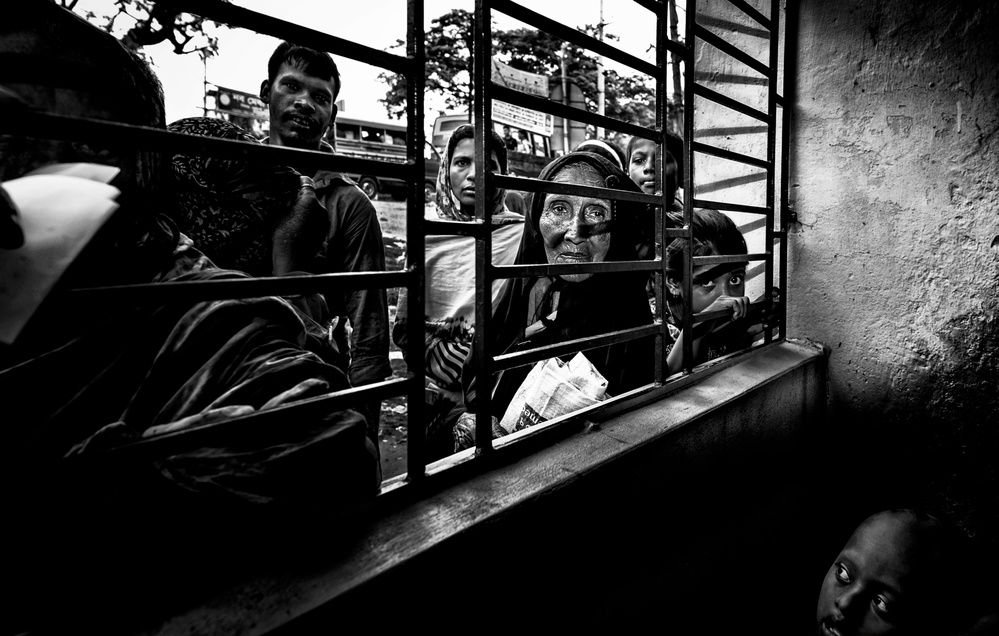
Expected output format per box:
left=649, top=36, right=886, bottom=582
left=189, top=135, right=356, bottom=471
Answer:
left=490, top=59, right=553, bottom=137
left=493, top=101, right=554, bottom=137
left=213, top=86, right=268, bottom=120
left=491, top=59, right=547, bottom=97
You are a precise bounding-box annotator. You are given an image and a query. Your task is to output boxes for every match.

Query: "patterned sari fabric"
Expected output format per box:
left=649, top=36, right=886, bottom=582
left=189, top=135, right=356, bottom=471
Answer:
left=3, top=219, right=379, bottom=509
left=167, top=117, right=301, bottom=277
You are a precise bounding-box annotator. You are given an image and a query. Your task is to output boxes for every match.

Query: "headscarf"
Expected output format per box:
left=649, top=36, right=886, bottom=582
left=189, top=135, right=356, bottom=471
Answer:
left=412, top=123, right=522, bottom=391
left=168, top=117, right=301, bottom=277
left=434, top=123, right=509, bottom=222
left=573, top=138, right=627, bottom=172
left=466, top=151, right=654, bottom=408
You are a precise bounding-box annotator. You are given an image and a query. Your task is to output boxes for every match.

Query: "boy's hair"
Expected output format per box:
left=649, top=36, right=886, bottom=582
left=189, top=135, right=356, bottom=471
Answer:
left=663, top=208, right=747, bottom=277
left=626, top=128, right=684, bottom=184
left=267, top=41, right=341, bottom=100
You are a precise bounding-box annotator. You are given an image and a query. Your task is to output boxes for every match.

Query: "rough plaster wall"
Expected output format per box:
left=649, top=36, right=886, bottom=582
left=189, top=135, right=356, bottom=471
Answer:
left=789, top=0, right=998, bottom=564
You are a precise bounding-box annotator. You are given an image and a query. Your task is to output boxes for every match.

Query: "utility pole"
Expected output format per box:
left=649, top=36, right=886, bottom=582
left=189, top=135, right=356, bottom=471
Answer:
left=595, top=0, right=605, bottom=139
left=560, top=41, right=570, bottom=153
left=200, top=48, right=209, bottom=116
left=668, top=0, right=683, bottom=131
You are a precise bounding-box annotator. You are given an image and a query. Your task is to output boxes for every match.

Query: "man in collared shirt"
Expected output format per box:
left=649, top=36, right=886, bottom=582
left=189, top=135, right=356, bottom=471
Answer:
left=260, top=41, right=391, bottom=444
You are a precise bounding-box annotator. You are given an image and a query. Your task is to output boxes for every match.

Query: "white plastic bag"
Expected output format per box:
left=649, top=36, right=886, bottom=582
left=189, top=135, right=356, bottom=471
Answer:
left=498, top=351, right=609, bottom=434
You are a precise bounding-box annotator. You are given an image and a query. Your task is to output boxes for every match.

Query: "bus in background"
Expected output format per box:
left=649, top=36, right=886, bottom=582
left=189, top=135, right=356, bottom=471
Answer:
left=430, top=112, right=554, bottom=181
left=330, top=116, right=438, bottom=202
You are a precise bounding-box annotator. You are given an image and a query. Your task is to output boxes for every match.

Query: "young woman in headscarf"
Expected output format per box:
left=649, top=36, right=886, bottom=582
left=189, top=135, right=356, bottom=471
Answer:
left=391, top=123, right=525, bottom=460
left=461, top=151, right=655, bottom=437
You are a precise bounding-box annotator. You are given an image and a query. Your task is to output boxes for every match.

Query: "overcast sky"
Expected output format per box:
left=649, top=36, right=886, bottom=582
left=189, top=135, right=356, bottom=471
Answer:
left=72, top=0, right=670, bottom=131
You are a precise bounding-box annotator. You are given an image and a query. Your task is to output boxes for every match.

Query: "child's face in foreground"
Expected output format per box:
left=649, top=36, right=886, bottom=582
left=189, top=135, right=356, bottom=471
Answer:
left=815, top=512, right=935, bottom=636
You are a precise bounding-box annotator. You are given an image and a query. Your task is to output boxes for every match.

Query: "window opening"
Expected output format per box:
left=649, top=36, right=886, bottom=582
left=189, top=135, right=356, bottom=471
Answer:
left=2, top=0, right=790, bottom=504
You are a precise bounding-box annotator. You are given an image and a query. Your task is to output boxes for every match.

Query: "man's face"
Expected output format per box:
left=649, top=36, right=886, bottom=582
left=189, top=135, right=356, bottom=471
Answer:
left=260, top=61, right=337, bottom=149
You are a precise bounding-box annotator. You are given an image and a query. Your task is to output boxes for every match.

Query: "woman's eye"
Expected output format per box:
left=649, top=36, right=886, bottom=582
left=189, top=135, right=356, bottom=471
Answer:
left=835, top=563, right=852, bottom=584
left=729, top=274, right=745, bottom=286
left=697, top=280, right=716, bottom=291
left=546, top=202, right=570, bottom=216
left=872, top=595, right=892, bottom=617
left=584, top=207, right=608, bottom=223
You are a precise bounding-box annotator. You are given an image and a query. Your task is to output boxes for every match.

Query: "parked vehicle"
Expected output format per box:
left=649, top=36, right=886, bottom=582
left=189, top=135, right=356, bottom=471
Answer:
left=332, top=116, right=438, bottom=202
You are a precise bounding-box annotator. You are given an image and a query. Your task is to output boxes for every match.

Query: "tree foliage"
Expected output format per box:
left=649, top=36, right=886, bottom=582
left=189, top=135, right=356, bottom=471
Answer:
left=378, top=9, right=671, bottom=136
left=61, top=0, right=226, bottom=58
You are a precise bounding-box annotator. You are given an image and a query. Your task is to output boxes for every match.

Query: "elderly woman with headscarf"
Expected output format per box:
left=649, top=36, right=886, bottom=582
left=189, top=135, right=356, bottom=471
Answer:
left=458, top=151, right=655, bottom=447
left=392, top=123, right=525, bottom=459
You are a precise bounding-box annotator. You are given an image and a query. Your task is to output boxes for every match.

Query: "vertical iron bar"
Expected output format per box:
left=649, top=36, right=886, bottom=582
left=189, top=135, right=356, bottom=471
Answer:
left=473, top=0, right=495, bottom=455
left=654, top=1, right=667, bottom=385
left=405, top=0, right=427, bottom=480
left=764, top=0, right=779, bottom=345
left=780, top=0, right=799, bottom=338
left=681, top=0, right=696, bottom=374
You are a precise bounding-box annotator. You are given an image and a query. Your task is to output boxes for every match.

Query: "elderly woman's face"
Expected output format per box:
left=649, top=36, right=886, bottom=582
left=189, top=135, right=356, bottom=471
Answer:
left=539, top=163, right=613, bottom=283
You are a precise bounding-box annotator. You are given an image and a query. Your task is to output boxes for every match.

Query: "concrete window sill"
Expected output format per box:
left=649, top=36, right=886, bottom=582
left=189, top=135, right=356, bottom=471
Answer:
left=136, top=339, right=827, bottom=635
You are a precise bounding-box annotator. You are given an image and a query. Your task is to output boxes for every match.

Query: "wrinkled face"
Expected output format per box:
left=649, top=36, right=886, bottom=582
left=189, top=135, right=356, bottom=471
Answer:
left=261, top=61, right=337, bottom=150
left=628, top=138, right=678, bottom=199
left=449, top=137, right=500, bottom=209
left=668, top=263, right=746, bottom=313
left=816, top=512, right=928, bottom=636
left=539, top=164, right=613, bottom=284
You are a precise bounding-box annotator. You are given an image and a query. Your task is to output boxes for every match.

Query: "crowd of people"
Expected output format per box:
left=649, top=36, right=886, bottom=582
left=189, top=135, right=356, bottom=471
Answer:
left=0, top=2, right=775, bottom=489
left=2, top=4, right=997, bottom=635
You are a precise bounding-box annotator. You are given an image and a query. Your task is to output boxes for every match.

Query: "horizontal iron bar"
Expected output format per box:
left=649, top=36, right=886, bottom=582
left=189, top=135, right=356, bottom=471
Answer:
left=693, top=71, right=768, bottom=86
left=492, top=324, right=662, bottom=372
left=492, top=259, right=661, bottom=279
left=692, top=140, right=771, bottom=169
left=72, top=376, right=416, bottom=463
left=693, top=252, right=770, bottom=265
left=697, top=14, right=771, bottom=39
left=492, top=84, right=661, bottom=142
left=70, top=270, right=413, bottom=305
left=632, top=0, right=667, bottom=16
left=161, top=0, right=410, bottom=74
left=696, top=171, right=768, bottom=196
left=694, top=125, right=770, bottom=137
left=694, top=24, right=771, bottom=77
left=693, top=299, right=770, bottom=324
left=693, top=83, right=772, bottom=123
left=724, top=0, right=773, bottom=30
left=692, top=198, right=771, bottom=215
left=495, top=0, right=678, bottom=70
left=496, top=172, right=666, bottom=205
left=1, top=111, right=419, bottom=180
left=737, top=217, right=769, bottom=234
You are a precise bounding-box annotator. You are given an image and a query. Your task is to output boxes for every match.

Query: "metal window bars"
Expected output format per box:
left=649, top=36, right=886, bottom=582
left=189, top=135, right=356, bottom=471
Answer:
left=464, top=0, right=790, bottom=459
left=3, top=0, right=791, bottom=496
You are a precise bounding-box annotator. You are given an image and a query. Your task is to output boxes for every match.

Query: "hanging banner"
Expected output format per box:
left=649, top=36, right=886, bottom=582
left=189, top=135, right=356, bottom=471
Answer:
left=490, top=59, right=553, bottom=137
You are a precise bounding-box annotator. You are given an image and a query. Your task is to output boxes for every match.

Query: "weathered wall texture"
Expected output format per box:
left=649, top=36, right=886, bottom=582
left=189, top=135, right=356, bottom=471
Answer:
left=789, top=0, right=998, bottom=559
